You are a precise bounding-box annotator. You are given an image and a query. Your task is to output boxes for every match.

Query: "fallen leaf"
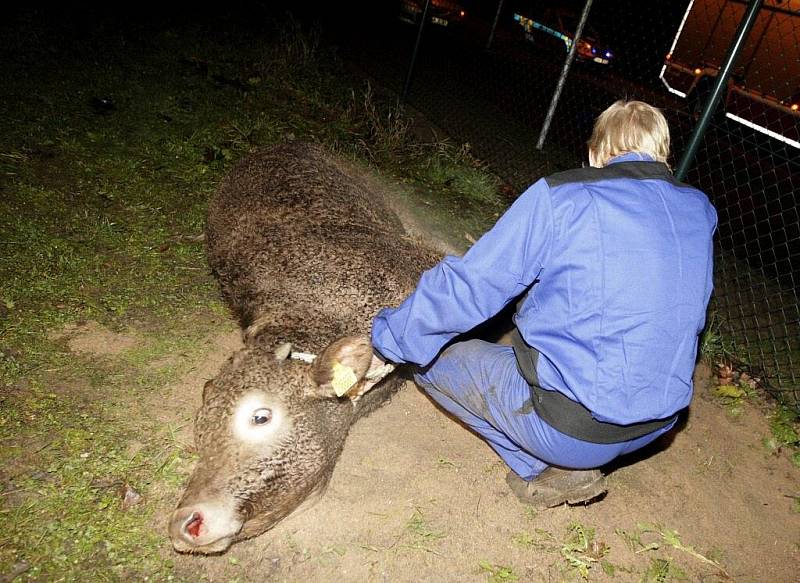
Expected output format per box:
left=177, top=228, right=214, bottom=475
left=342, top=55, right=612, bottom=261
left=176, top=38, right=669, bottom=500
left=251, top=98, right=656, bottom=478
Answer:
left=120, top=483, right=143, bottom=510
left=714, top=384, right=745, bottom=399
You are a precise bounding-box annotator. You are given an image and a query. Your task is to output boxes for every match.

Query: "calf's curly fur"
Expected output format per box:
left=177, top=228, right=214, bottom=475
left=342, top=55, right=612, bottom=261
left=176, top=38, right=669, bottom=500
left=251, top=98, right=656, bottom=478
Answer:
left=169, top=142, right=439, bottom=554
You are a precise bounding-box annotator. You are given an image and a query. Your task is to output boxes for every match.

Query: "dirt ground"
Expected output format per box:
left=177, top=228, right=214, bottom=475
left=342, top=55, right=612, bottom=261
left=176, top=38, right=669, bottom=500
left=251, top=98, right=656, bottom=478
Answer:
left=117, top=167, right=798, bottom=583
left=48, top=309, right=797, bottom=582
left=40, top=161, right=799, bottom=582
left=2, top=6, right=798, bottom=580
left=138, top=325, right=796, bottom=583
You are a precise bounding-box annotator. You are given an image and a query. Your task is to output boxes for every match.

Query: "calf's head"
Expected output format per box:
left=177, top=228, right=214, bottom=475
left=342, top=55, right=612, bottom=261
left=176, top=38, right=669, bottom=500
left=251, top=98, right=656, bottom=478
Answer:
left=169, top=335, right=389, bottom=554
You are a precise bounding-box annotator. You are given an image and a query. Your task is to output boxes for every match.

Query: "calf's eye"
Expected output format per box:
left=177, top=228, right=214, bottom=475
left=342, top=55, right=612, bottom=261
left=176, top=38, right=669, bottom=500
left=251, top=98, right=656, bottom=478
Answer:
left=251, top=408, right=273, bottom=425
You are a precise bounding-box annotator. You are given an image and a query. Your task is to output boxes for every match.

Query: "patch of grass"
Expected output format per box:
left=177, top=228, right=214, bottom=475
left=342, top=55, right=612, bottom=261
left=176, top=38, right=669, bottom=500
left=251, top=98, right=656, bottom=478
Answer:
left=709, top=354, right=800, bottom=465
left=0, top=6, right=510, bottom=580
left=511, top=528, right=555, bottom=550
left=0, top=309, right=225, bottom=580
left=615, top=526, right=660, bottom=554
left=0, top=125, right=222, bottom=357
left=616, top=523, right=728, bottom=579
left=559, top=522, right=609, bottom=580
left=120, top=326, right=232, bottom=391
left=0, top=379, right=187, bottom=580
left=410, top=143, right=501, bottom=207
left=478, top=560, right=519, bottom=582
left=702, top=295, right=800, bottom=420
left=522, top=504, right=539, bottom=521
left=341, top=84, right=411, bottom=162
left=401, top=508, right=446, bottom=554
left=511, top=531, right=536, bottom=548
left=763, top=405, right=800, bottom=466
left=698, top=311, right=734, bottom=363
left=336, top=84, right=506, bottom=238
left=767, top=405, right=800, bottom=448
left=642, top=557, right=688, bottom=582
left=283, top=533, right=312, bottom=563
left=523, top=504, right=539, bottom=530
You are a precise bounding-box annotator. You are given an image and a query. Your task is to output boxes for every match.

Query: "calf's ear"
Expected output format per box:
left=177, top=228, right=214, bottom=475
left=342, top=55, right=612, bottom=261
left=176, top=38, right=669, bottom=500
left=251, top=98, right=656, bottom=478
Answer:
left=311, top=335, right=394, bottom=400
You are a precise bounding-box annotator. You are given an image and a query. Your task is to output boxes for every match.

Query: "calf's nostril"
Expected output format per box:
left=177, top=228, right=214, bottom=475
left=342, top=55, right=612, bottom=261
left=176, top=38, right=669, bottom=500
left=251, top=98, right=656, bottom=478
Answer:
left=183, top=511, right=204, bottom=539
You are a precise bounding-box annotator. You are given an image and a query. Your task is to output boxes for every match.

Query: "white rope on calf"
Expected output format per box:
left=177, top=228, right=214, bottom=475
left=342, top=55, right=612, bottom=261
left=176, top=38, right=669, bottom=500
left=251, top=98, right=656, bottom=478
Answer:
left=273, top=342, right=318, bottom=363
left=365, top=363, right=395, bottom=380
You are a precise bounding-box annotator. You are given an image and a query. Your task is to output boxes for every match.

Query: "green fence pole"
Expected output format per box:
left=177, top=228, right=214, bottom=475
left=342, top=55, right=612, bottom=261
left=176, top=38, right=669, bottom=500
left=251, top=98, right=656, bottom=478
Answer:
left=401, top=0, right=432, bottom=104
left=536, top=0, right=594, bottom=151
left=486, top=0, right=506, bottom=50
left=675, top=0, right=764, bottom=181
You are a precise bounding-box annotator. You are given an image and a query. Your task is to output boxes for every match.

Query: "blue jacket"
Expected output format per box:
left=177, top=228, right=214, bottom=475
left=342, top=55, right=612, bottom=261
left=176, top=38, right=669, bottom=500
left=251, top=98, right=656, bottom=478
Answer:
left=372, top=153, right=717, bottom=425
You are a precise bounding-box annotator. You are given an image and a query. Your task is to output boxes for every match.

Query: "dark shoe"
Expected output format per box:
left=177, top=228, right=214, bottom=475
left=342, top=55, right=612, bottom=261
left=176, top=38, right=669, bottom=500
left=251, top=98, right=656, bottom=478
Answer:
left=506, top=467, right=607, bottom=509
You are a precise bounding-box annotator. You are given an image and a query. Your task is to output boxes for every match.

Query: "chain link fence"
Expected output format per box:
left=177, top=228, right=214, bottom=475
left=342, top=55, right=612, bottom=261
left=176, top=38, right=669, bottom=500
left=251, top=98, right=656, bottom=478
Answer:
left=319, top=0, right=799, bottom=412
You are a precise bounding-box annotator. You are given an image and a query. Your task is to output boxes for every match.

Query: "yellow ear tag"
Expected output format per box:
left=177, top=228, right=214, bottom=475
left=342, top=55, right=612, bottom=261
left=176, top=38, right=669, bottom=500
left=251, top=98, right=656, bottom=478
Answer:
left=331, top=361, right=358, bottom=397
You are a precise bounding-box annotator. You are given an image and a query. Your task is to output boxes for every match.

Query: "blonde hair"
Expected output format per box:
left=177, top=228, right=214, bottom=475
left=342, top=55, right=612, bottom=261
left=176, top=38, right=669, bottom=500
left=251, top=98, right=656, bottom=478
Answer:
left=588, top=100, right=671, bottom=168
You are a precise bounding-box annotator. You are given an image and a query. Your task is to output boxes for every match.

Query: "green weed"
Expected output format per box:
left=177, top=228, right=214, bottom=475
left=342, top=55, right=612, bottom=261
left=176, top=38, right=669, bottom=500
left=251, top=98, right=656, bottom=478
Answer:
left=336, top=84, right=505, bottom=236
left=642, top=557, right=688, bottom=582
left=511, top=528, right=555, bottom=550
left=698, top=311, right=733, bottom=363
left=617, top=523, right=728, bottom=579
left=411, top=143, right=500, bottom=207
left=344, top=84, right=411, bottom=161
left=402, top=508, right=446, bottom=554
left=767, top=405, right=800, bottom=448
left=615, top=526, right=659, bottom=554
left=559, top=522, right=609, bottom=580
left=478, top=560, right=519, bottom=582
left=522, top=504, right=539, bottom=521
left=272, top=16, right=323, bottom=71
left=762, top=405, right=800, bottom=465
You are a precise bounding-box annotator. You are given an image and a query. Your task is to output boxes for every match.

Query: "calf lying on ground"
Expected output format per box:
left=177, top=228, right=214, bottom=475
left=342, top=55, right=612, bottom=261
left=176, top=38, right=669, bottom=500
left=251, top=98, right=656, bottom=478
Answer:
left=168, top=142, right=438, bottom=554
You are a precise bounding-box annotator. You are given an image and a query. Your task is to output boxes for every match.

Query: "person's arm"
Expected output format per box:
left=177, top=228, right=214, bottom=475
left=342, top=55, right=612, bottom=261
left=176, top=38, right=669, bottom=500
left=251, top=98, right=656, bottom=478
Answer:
left=372, top=178, right=555, bottom=366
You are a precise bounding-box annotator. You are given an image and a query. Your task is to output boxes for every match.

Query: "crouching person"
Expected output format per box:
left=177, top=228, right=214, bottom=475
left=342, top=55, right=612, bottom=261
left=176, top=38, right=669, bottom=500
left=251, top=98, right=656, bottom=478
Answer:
left=371, top=100, right=717, bottom=508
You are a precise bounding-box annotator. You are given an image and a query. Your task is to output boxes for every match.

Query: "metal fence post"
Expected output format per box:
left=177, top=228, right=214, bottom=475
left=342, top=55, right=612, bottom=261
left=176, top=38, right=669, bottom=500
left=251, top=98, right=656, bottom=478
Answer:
left=486, top=0, right=506, bottom=50
left=536, top=0, right=594, bottom=150
left=400, top=0, right=432, bottom=104
left=675, top=0, right=764, bottom=181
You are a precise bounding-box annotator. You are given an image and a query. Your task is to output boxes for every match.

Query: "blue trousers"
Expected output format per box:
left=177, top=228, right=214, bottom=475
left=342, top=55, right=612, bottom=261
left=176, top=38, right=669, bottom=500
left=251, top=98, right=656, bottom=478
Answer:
left=414, top=340, right=676, bottom=480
